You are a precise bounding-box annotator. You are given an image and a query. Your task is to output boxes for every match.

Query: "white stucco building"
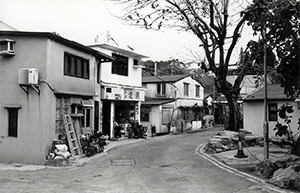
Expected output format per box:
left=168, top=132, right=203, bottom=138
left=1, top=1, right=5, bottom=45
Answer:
left=0, top=31, right=112, bottom=164
left=141, top=74, right=204, bottom=134
left=88, top=43, right=148, bottom=139
left=243, top=84, right=300, bottom=138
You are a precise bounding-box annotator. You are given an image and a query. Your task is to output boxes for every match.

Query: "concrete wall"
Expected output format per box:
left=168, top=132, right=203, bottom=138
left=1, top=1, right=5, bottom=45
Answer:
left=0, top=34, right=98, bottom=164
left=90, top=46, right=142, bottom=87
left=141, top=105, right=164, bottom=135
left=0, top=35, right=54, bottom=164
left=243, top=100, right=300, bottom=138
left=144, top=82, right=176, bottom=99
left=174, top=76, right=204, bottom=100
left=46, top=40, right=96, bottom=95
left=144, top=76, right=204, bottom=105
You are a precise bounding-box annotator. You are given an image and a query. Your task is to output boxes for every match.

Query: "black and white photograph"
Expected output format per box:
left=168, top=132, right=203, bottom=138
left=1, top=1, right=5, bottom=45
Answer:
left=1, top=0, right=300, bottom=192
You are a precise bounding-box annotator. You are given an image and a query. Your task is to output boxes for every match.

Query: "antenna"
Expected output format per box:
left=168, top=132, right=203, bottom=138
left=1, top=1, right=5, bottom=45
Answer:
left=95, top=35, right=99, bottom=43
left=106, top=31, right=119, bottom=46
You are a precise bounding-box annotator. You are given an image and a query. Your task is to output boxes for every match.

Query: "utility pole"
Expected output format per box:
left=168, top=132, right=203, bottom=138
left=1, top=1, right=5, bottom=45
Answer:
left=263, top=28, right=269, bottom=160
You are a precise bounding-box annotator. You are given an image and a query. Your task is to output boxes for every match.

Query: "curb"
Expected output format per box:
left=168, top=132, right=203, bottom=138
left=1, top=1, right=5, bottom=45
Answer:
left=196, top=143, right=290, bottom=193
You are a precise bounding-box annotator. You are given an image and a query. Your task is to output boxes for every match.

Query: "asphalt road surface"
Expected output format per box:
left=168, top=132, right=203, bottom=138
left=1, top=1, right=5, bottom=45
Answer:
left=0, top=127, right=288, bottom=193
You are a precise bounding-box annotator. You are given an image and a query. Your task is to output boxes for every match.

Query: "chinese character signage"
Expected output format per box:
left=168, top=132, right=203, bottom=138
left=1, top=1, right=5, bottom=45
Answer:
left=124, top=89, right=140, bottom=100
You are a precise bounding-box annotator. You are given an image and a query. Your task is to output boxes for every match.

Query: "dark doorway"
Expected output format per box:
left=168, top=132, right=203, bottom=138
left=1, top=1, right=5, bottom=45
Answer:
left=94, top=101, right=99, bottom=132
left=102, top=100, right=111, bottom=136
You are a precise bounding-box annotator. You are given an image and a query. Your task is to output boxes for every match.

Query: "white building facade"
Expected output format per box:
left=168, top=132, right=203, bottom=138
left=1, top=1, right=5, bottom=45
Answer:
left=141, top=74, right=204, bottom=134
left=88, top=44, right=148, bottom=139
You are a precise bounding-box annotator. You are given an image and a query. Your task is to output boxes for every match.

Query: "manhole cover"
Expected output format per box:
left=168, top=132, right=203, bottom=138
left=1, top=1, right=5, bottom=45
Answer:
left=162, top=176, right=189, bottom=183
left=111, top=159, right=136, bottom=166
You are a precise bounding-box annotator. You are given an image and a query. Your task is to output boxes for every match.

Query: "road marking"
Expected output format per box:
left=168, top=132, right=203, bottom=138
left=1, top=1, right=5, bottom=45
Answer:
left=196, top=143, right=289, bottom=193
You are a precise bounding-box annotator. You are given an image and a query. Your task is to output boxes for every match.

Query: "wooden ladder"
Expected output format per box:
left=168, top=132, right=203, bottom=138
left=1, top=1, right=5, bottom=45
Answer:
left=63, top=114, right=82, bottom=156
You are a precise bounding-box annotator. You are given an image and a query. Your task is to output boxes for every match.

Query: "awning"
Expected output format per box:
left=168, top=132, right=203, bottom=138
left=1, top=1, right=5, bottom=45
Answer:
left=81, top=99, right=93, bottom=107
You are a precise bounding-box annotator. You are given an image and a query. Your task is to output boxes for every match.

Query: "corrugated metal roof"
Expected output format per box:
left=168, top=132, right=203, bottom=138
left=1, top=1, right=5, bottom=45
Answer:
left=142, top=74, right=190, bottom=83
left=243, top=84, right=293, bottom=101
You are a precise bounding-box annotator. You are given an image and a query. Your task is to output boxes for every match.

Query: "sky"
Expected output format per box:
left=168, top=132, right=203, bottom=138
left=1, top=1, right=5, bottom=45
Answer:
left=0, top=0, right=253, bottom=63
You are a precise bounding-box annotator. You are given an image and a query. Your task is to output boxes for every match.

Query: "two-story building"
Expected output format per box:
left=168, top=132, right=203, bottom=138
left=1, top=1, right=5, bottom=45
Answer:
left=141, top=74, right=204, bottom=134
left=0, top=31, right=112, bottom=164
left=87, top=43, right=148, bottom=139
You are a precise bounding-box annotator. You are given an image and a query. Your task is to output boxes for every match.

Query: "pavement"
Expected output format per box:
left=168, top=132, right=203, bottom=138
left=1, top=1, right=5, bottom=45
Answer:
left=0, top=132, right=290, bottom=172
left=0, top=136, right=165, bottom=171
left=208, top=144, right=289, bottom=166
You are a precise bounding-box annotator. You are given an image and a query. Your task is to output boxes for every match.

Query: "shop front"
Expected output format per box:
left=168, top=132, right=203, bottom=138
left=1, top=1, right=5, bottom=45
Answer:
left=101, top=84, right=145, bottom=139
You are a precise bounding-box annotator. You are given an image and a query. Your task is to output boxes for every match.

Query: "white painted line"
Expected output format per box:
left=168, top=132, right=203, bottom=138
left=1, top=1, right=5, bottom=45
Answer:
left=195, top=143, right=289, bottom=193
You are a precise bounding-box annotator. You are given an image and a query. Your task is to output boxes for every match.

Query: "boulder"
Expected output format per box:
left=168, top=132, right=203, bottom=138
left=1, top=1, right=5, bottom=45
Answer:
left=205, top=135, right=237, bottom=153
left=255, top=155, right=300, bottom=190
left=269, top=166, right=300, bottom=190
left=214, top=130, right=239, bottom=139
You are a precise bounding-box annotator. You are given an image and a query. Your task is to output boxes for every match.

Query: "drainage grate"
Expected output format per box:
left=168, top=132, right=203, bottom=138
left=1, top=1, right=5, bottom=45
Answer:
left=162, top=176, right=189, bottom=183
left=111, top=159, right=136, bottom=166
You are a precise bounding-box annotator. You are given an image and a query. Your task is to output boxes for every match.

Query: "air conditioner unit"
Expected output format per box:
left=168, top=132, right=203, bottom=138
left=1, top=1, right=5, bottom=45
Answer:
left=101, top=86, right=122, bottom=100
left=105, top=87, right=115, bottom=100
left=0, top=39, right=15, bottom=56
left=18, top=68, right=39, bottom=85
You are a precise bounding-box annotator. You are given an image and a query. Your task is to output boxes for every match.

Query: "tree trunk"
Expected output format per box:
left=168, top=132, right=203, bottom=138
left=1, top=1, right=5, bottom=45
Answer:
left=291, top=135, right=300, bottom=156
left=224, top=92, right=241, bottom=131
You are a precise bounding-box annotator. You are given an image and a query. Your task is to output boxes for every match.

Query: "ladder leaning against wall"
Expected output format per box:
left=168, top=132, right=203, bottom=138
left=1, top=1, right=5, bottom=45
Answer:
left=63, top=114, right=82, bottom=157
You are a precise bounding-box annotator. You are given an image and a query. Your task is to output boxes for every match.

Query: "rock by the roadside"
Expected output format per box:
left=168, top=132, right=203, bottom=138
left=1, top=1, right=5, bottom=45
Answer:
left=268, top=166, right=300, bottom=190
left=243, top=135, right=263, bottom=147
left=205, top=129, right=264, bottom=154
left=214, top=130, right=239, bottom=139
left=255, top=154, right=300, bottom=190
left=205, top=138, right=227, bottom=153
left=204, top=131, right=239, bottom=153
left=255, top=159, right=275, bottom=178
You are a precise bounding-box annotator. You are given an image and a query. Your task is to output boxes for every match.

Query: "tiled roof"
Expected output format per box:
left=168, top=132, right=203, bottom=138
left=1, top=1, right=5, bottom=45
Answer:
left=142, top=74, right=190, bottom=83
left=243, top=84, right=293, bottom=101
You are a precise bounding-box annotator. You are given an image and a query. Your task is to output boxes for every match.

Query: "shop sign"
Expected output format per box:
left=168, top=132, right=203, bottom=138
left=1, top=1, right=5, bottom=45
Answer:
left=124, top=89, right=140, bottom=100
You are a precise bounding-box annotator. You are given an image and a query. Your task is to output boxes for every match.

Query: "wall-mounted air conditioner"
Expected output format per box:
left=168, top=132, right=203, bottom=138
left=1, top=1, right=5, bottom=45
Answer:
left=101, top=86, right=122, bottom=100
left=18, top=68, right=39, bottom=85
left=0, top=39, right=15, bottom=56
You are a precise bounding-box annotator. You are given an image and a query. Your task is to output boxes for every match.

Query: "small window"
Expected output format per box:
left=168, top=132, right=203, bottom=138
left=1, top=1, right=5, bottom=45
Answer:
left=106, top=87, right=112, bottom=93
left=134, top=59, right=139, bottom=66
left=157, top=83, right=166, bottom=96
left=81, top=108, right=91, bottom=128
left=97, top=62, right=100, bottom=84
left=112, top=53, right=128, bottom=76
left=196, top=85, right=200, bottom=97
left=7, top=108, right=19, bottom=137
left=184, top=83, right=189, bottom=96
left=64, top=52, right=89, bottom=79
left=141, top=106, right=151, bottom=122
left=268, top=103, right=277, bottom=121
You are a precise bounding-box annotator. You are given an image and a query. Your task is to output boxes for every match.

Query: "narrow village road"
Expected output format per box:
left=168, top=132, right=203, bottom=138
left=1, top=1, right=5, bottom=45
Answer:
left=0, top=127, right=284, bottom=193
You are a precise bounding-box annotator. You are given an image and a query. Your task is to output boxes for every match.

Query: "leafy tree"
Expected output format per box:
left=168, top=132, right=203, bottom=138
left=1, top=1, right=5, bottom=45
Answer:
left=115, top=0, right=259, bottom=131
left=244, top=0, right=300, bottom=98
left=273, top=103, right=300, bottom=156
left=142, top=59, right=188, bottom=76
left=245, top=0, right=300, bottom=155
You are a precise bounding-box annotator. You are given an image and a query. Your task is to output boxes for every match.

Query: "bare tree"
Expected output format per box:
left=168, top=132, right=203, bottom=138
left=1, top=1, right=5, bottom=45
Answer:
left=114, top=0, right=256, bottom=131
